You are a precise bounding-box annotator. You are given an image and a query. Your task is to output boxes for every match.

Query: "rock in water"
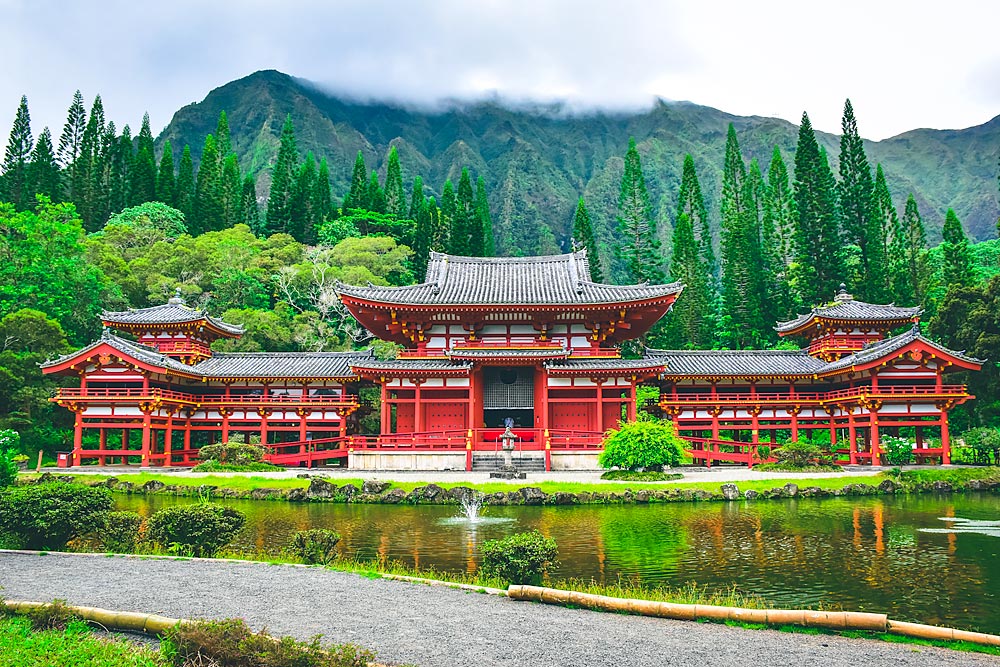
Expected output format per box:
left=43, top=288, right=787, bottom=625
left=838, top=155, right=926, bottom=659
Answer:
left=721, top=483, right=740, bottom=500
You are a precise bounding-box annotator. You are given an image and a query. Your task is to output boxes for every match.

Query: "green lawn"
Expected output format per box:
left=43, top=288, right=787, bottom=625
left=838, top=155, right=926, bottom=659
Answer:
left=0, top=616, right=166, bottom=667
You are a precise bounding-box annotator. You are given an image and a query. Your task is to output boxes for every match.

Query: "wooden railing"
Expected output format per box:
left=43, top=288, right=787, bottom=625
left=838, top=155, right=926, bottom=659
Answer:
left=681, top=437, right=777, bottom=469
left=54, top=387, right=357, bottom=406
left=658, top=384, right=967, bottom=407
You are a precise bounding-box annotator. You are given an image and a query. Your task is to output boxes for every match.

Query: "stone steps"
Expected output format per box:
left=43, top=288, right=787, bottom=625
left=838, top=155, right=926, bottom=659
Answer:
left=471, top=455, right=546, bottom=471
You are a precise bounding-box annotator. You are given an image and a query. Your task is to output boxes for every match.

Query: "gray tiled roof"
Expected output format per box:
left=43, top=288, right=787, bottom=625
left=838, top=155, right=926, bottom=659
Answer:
left=41, top=332, right=200, bottom=374
left=649, top=349, right=826, bottom=377
left=193, top=351, right=374, bottom=379
left=351, top=358, right=472, bottom=374
left=103, top=303, right=244, bottom=335
left=544, top=358, right=667, bottom=373
left=336, top=250, right=683, bottom=306
left=776, top=298, right=921, bottom=333
left=823, top=326, right=985, bottom=372
left=447, top=347, right=569, bottom=359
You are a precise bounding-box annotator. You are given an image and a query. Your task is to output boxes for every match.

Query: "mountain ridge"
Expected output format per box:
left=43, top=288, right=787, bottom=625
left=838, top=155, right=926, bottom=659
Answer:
left=158, top=69, right=1000, bottom=252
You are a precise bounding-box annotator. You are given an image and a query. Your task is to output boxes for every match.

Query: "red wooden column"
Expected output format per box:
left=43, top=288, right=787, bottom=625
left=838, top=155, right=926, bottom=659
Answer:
left=848, top=415, right=857, bottom=464
left=595, top=379, right=605, bottom=433
left=221, top=407, right=231, bottom=444
left=626, top=378, right=637, bottom=422
left=789, top=381, right=799, bottom=442
left=413, top=379, right=424, bottom=433
left=164, top=410, right=174, bottom=468
left=940, top=408, right=951, bottom=464
left=140, top=410, right=152, bottom=468
left=71, top=410, right=83, bottom=466
left=121, top=428, right=129, bottom=465
left=98, top=428, right=107, bottom=466
left=869, top=407, right=881, bottom=467
left=380, top=379, right=390, bottom=434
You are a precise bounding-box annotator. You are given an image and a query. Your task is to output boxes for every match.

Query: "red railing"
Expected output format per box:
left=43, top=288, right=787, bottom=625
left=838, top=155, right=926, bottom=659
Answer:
left=141, top=340, right=212, bottom=356
left=661, top=384, right=967, bottom=406
left=54, top=387, right=356, bottom=406
left=681, top=436, right=778, bottom=469
left=397, top=343, right=620, bottom=358
left=808, top=334, right=882, bottom=356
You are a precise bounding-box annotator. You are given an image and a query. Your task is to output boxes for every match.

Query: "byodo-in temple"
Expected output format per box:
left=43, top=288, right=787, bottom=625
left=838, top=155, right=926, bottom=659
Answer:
left=43, top=250, right=983, bottom=470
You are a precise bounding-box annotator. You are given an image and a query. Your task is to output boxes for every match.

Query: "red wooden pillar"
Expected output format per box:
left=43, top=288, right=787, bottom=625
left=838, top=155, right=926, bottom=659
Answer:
left=164, top=411, right=174, bottom=468
left=72, top=410, right=83, bottom=466
left=869, top=410, right=881, bottom=467
left=260, top=409, right=269, bottom=448
left=98, top=428, right=107, bottom=466
left=380, top=380, right=390, bottom=434
left=140, top=410, right=152, bottom=468
left=121, top=428, right=129, bottom=465
left=595, top=379, right=605, bottom=433
left=626, top=379, right=637, bottom=422
left=848, top=416, right=857, bottom=464
left=414, top=380, right=423, bottom=433
left=538, top=368, right=549, bottom=433
left=941, top=410, right=951, bottom=464
left=221, top=409, right=230, bottom=444
left=298, top=408, right=309, bottom=467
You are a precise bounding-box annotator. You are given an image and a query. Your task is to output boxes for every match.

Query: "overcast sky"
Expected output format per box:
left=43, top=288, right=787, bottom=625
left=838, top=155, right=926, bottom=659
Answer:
left=1, top=0, right=998, bottom=147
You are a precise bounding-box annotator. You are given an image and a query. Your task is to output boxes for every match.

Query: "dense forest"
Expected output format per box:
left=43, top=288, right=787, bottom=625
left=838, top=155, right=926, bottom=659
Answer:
left=1, top=87, right=998, bottom=456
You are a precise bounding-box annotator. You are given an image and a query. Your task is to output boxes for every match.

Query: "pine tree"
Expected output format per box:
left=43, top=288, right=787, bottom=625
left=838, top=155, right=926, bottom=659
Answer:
left=665, top=211, right=715, bottom=348
left=175, top=144, right=195, bottom=222
left=793, top=112, right=844, bottom=306
left=366, top=170, right=386, bottom=213
left=873, top=165, right=911, bottom=304
left=220, top=153, right=241, bottom=228
left=439, top=180, right=456, bottom=251
left=57, top=90, right=87, bottom=201
left=215, top=111, right=232, bottom=158
left=427, top=196, right=446, bottom=252
left=2, top=95, right=33, bottom=209
left=762, top=147, right=796, bottom=320
left=838, top=99, right=887, bottom=300
left=474, top=175, right=494, bottom=256
left=27, top=127, right=60, bottom=202
left=289, top=155, right=317, bottom=243
left=130, top=112, right=157, bottom=205
left=156, top=140, right=176, bottom=205
left=108, top=125, right=133, bottom=216
left=343, top=151, right=368, bottom=211
left=194, top=134, right=223, bottom=234
left=449, top=168, right=477, bottom=255
left=383, top=145, right=405, bottom=216
left=75, top=95, right=107, bottom=228
left=676, top=154, right=715, bottom=276
left=408, top=175, right=425, bottom=219
left=901, top=194, right=929, bottom=305
left=941, top=208, right=974, bottom=288
left=764, top=147, right=797, bottom=267
left=616, top=138, right=664, bottom=283
left=241, top=175, right=261, bottom=234
left=572, top=198, right=603, bottom=282
left=265, top=115, right=299, bottom=235
left=313, top=158, right=333, bottom=223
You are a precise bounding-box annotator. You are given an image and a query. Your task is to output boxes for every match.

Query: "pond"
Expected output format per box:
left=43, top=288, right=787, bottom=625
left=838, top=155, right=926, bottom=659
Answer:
left=116, top=493, right=1000, bottom=634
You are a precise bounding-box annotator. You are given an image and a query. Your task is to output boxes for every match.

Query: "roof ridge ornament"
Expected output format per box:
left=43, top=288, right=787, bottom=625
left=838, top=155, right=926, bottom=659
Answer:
left=834, top=283, right=852, bottom=303
left=167, top=287, right=186, bottom=306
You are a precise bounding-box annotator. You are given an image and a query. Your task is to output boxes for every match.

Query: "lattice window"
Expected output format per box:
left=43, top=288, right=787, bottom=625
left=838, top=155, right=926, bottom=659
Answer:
left=483, top=367, right=534, bottom=409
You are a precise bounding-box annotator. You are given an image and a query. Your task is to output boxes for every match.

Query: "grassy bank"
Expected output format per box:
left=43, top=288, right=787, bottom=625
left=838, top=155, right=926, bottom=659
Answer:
left=22, top=467, right=1000, bottom=505
left=0, top=615, right=166, bottom=666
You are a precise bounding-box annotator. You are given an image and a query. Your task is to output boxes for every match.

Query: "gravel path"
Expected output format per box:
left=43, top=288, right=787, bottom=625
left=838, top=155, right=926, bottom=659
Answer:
left=1, top=552, right=995, bottom=667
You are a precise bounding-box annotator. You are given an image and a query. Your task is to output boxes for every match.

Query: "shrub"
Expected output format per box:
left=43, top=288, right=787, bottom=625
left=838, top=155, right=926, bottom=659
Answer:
left=192, top=460, right=283, bottom=473
left=0, top=482, right=112, bottom=550
left=961, top=427, right=1000, bottom=466
left=882, top=435, right=914, bottom=466
left=198, top=437, right=266, bottom=467
left=101, top=511, right=144, bottom=553
left=598, top=419, right=685, bottom=471
left=599, top=470, right=683, bottom=481
left=480, top=530, right=558, bottom=585
left=291, top=529, right=341, bottom=565
left=771, top=440, right=823, bottom=468
left=147, top=503, right=246, bottom=557
left=0, top=429, right=20, bottom=488
left=162, top=617, right=374, bottom=667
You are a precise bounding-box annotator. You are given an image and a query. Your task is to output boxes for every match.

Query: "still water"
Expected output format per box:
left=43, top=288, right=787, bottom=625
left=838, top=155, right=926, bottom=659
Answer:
left=117, top=493, right=1000, bottom=633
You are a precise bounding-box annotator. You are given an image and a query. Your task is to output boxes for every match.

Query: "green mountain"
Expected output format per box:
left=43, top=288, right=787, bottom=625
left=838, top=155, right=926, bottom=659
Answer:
left=159, top=69, right=1000, bottom=257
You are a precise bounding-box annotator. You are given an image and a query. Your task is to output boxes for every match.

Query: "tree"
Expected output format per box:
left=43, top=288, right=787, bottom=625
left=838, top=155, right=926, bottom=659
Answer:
left=343, top=151, right=368, bottom=211
left=57, top=91, right=87, bottom=202
left=838, top=99, right=886, bottom=301
left=440, top=179, right=456, bottom=250
left=175, top=144, right=195, bottom=222
left=289, top=154, right=317, bottom=243
left=27, top=128, right=60, bottom=202
left=240, top=175, right=261, bottom=234
left=383, top=145, right=405, bottom=216
left=408, top=175, right=425, bottom=220
left=412, top=179, right=432, bottom=281
left=940, top=208, right=974, bottom=288
left=764, top=147, right=796, bottom=268
left=74, top=95, right=107, bottom=230
left=220, top=153, right=242, bottom=228
left=130, top=112, right=157, bottom=205
left=194, top=134, right=224, bottom=234
left=900, top=194, right=929, bottom=306
left=215, top=110, right=233, bottom=158
left=761, top=148, right=795, bottom=321
left=572, top=198, right=603, bottom=282
left=366, top=170, right=386, bottom=214
left=873, top=165, right=911, bottom=304
left=448, top=168, right=477, bottom=255
left=599, top=418, right=686, bottom=471
left=676, top=154, right=715, bottom=276
left=156, top=140, right=176, bottom=205
left=793, top=112, right=844, bottom=306
left=313, top=157, right=333, bottom=223
left=265, top=115, right=299, bottom=235
left=108, top=126, right=133, bottom=216
left=2, top=96, right=33, bottom=209
left=661, top=212, right=715, bottom=348
left=616, top=138, right=663, bottom=284
left=474, top=175, right=494, bottom=256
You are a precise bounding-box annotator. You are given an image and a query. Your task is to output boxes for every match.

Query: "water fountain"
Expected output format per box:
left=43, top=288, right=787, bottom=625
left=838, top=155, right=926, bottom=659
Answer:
left=460, top=492, right=485, bottom=521
left=438, top=491, right=515, bottom=526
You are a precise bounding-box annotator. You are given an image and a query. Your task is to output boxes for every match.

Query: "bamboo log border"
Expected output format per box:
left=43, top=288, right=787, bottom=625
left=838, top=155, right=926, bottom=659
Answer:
left=506, top=585, right=1000, bottom=648
left=2, top=600, right=189, bottom=634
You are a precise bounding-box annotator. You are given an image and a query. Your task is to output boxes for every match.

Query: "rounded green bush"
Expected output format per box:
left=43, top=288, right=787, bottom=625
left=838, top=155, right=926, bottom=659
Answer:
left=290, top=528, right=341, bottom=565
left=147, top=503, right=246, bottom=557
left=598, top=419, right=685, bottom=471
left=480, top=530, right=557, bottom=585
left=0, top=482, right=112, bottom=550
left=881, top=435, right=915, bottom=466
left=102, top=510, right=145, bottom=553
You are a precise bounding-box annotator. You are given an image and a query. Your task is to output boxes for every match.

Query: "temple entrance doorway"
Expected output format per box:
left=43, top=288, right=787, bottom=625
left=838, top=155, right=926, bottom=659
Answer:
left=482, top=367, right=534, bottom=429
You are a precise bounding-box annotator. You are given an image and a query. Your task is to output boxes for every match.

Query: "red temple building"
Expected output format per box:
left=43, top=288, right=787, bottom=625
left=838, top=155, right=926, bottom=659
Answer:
left=44, top=255, right=982, bottom=470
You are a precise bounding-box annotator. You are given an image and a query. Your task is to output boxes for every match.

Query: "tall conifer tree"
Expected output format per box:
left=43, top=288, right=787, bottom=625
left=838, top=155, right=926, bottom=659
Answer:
left=108, top=125, right=133, bottom=216
left=215, top=111, right=232, bottom=158
left=27, top=127, right=60, bottom=202
left=2, top=95, right=33, bottom=209
left=793, top=112, right=844, bottom=306
left=872, top=165, right=910, bottom=304
left=220, top=153, right=242, bottom=228
left=57, top=90, right=86, bottom=201
left=383, top=146, right=405, bottom=216
left=408, top=175, right=425, bottom=219
left=367, top=170, right=386, bottom=213
left=130, top=112, right=157, bottom=205
left=474, top=175, right=494, bottom=256
left=265, top=115, right=299, bottom=235
left=427, top=196, right=446, bottom=252
left=764, top=147, right=796, bottom=267
left=241, top=175, right=261, bottom=234
left=343, top=151, right=368, bottom=211
left=290, top=155, right=317, bottom=243
left=75, top=96, right=107, bottom=227
left=313, top=158, right=333, bottom=223
left=616, top=138, right=664, bottom=283
left=194, top=134, right=223, bottom=234
left=941, top=208, right=974, bottom=288
left=412, top=181, right=432, bottom=280
left=156, top=140, right=176, bottom=205
left=665, top=211, right=715, bottom=348
left=838, top=99, right=887, bottom=300
left=440, top=179, right=457, bottom=251
left=572, top=198, right=603, bottom=282
left=676, top=154, right=715, bottom=276
left=901, top=194, right=928, bottom=305
left=175, top=144, right=195, bottom=222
